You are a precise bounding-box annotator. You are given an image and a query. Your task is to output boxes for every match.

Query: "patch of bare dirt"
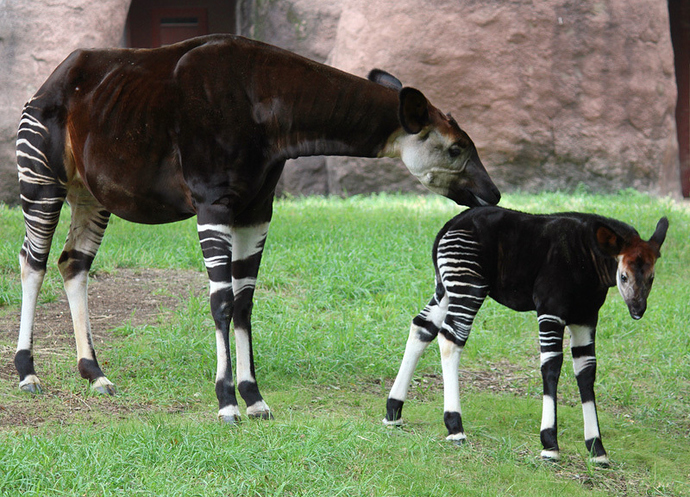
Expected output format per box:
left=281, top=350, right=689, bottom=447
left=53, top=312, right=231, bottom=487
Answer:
left=0, top=268, right=207, bottom=429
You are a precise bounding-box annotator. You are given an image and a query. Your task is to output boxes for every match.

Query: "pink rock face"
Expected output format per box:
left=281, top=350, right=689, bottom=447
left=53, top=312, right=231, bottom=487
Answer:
left=320, top=0, right=679, bottom=197
left=1, top=0, right=681, bottom=204
left=0, top=0, right=131, bottom=206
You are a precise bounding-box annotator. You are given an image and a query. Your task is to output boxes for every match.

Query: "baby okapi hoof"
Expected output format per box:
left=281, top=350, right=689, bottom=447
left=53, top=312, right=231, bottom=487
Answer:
left=540, top=450, right=560, bottom=462
left=382, top=417, right=404, bottom=428
left=246, top=400, right=273, bottom=420
left=218, top=405, right=242, bottom=424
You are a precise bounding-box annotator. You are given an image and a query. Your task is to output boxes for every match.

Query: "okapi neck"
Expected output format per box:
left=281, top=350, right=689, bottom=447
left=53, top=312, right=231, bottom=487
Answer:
left=255, top=81, right=402, bottom=161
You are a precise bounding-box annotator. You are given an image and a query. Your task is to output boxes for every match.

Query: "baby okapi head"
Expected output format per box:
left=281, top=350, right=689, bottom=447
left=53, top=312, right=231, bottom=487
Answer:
left=596, top=217, right=669, bottom=320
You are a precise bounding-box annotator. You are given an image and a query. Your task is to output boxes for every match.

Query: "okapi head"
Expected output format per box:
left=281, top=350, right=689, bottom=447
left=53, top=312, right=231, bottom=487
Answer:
left=369, top=70, right=500, bottom=207
left=596, top=217, right=669, bottom=319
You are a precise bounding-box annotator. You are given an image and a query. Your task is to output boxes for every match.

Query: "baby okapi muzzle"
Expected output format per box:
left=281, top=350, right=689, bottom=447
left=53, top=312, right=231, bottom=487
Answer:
left=384, top=207, right=669, bottom=466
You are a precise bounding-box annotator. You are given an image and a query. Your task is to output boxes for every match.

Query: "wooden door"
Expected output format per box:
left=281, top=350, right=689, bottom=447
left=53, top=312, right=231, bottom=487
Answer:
left=151, top=8, right=209, bottom=47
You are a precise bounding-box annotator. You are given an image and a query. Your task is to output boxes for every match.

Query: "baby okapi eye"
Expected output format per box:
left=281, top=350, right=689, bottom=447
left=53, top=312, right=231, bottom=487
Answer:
left=620, top=273, right=628, bottom=283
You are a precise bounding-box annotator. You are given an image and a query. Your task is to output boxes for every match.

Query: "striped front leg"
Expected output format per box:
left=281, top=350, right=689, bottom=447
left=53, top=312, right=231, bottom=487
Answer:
left=537, top=314, right=565, bottom=460
left=231, top=224, right=272, bottom=419
left=198, top=221, right=239, bottom=423
left=570, top=324, right=608, bottom=465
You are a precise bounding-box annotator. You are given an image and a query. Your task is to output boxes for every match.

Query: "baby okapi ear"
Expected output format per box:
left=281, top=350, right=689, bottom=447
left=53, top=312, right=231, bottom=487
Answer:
left=595, top=223, right=625, bottom=257
left=399, top=87, right=430, bottom=134
left=648, top=217, right=669, bottom=256
left=368, top=69, right=403, bottom=90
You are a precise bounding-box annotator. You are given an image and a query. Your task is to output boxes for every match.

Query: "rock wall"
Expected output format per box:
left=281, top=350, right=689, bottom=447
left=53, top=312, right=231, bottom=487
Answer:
left=0, top=0, right=681, bottom=206
left=0, top=0, right=131, bottom=206
left=251, top=0, right=680, bottom=198
left=324, top=0, right=679, bottom=197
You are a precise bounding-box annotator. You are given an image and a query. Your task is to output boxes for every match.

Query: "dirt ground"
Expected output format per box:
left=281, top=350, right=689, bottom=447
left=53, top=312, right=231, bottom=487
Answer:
left=0, top=268, right=536, bottom=429
left=0, top=268, right=208, bottom=428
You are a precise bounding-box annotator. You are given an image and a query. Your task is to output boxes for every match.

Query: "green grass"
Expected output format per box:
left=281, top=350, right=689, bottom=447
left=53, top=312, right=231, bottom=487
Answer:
left=1, top=191, right=689, bottom=496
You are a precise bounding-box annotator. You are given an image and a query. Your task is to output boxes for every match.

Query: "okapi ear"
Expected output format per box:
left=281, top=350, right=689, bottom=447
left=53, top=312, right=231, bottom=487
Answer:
left=595, top=224, right=625, bottom=257
left=648, top=216, right=669, bottom=253
left=399, top=87, right=430, bottom=134
left=368, top=69, right=403, bottom=90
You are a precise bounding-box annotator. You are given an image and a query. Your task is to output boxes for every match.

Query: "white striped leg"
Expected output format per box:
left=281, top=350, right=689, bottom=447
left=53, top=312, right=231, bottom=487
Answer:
left=570, top=324, right=608, bottom=465
left=58, top=192, right=113, bottom=394
left=384, top=293, right=445, bottom=426
left=231, top=224, right=272, bottom=419
left=538, top=314, right=565, bottom=460
left=16, top=259, right=46, bottom=393
left=438, top=332, right=466, bottom=443
left=435, top=229, right=489, bottom=441
left=198, top=221, right=240, bottom=423
left=15, top=114, right=66, bottom=393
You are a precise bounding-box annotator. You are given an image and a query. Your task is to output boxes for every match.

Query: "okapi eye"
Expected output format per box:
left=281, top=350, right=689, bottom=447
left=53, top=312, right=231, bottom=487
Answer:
left=620, top=273, right=628, bottom=283
left=449, top=146, right=462, bottom=158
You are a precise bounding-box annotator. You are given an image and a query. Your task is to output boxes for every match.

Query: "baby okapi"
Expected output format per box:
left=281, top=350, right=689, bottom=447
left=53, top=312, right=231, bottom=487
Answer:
left=384, top=206, right=668, bottom=465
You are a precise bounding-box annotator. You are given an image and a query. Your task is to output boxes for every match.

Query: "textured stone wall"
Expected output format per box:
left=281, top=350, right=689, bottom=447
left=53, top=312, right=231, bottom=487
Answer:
left=0, top=0, right=131, bottom=206
left=249, top=0, right=681, bottom=198
left=0, top=0, right=681, bottom=206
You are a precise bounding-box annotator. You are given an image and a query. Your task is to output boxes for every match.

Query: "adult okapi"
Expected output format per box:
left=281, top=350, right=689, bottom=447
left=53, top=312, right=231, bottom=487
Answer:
left=15, top=34, right=500, bottom=423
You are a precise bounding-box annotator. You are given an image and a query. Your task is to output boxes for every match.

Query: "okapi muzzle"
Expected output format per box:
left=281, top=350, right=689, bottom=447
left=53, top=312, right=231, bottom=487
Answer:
left=375, top=73, right=500, bottom=207
left=599, top=217, right=669, bottom=320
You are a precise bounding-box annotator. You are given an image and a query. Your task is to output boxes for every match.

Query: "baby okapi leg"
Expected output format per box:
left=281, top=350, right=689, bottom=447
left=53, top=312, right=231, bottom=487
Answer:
left=438, top=332, right=465, bottom=442
left=59, top=194, right=114, bottom=394
left=434, top=228, right=488, bottom=442
left=384, top=293, right=445, bottom=426
left=569, top=325, right=608, bottom=465
left=537, top=314, right=566, bottom=460
left=231, top=224, right=272, bottom=420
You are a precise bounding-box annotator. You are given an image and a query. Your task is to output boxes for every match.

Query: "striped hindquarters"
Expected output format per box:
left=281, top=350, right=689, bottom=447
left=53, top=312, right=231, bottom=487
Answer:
left=16, top=101, right=67, bottom=268
left=435, top=228, right=489, bottom=345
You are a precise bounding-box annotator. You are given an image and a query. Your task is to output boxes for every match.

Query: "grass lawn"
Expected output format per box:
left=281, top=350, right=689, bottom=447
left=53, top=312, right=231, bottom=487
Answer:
left=0, top=191, right=688, bottom=496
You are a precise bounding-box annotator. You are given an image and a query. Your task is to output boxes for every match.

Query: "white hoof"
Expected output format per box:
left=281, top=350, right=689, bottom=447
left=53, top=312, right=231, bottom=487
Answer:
left=446, top=432, right=467, bottom=444
left=19, top=375, right=42, bottom=394
left=246, top=400, right=273, bottom=419
left=382, top=417, right=404, bottom=427
left=218, top=405, right=241, bottom=424
left=589, top=454, right=610, bottom=466
left=91, top=376, right=116, bottom=395
left=541, top=449, right=560, bottom=461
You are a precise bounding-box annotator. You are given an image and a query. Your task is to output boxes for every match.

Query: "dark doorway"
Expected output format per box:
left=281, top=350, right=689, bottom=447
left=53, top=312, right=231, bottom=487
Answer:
left=125, top=0, right=236, bottom=48
left=669, top=0, right=690, bottom=197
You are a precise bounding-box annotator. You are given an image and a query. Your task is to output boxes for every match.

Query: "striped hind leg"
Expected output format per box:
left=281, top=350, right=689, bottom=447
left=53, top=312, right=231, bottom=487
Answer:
left=384, top=287, right=447, bottom=426
left=437, top=278, right=489, bottom=442
left=569, top=324, right=608, bottom=465
left=58, top=185, right=113, bottom=394
left=436, top=228, right=489, bottom=442
left=15, top=104, right=66, bottom=393
left=537, top=314, right=566, bottom=460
